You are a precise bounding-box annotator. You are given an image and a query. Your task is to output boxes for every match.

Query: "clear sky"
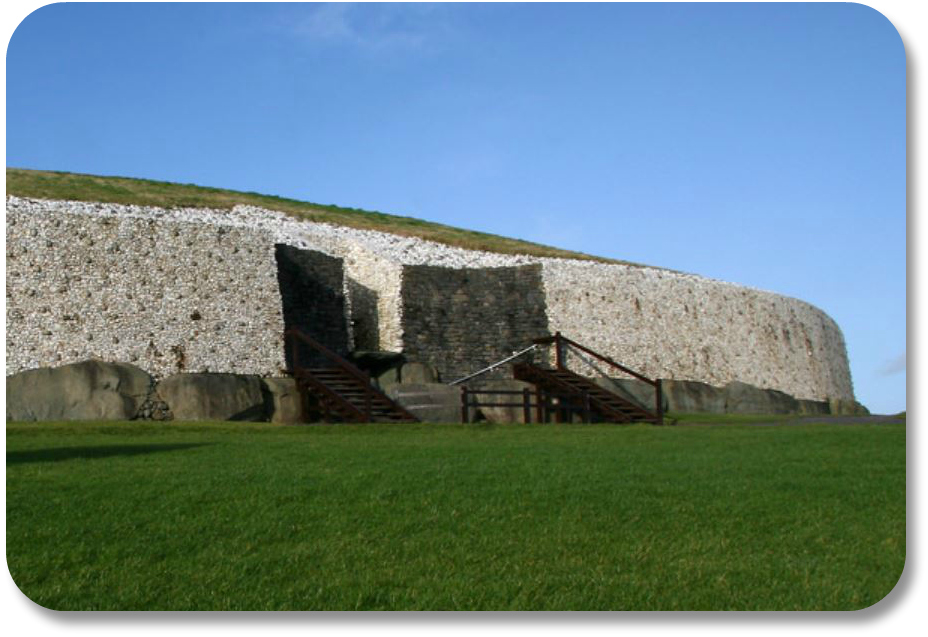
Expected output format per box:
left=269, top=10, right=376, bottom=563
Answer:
left=5, top=2, right=906, bottom=414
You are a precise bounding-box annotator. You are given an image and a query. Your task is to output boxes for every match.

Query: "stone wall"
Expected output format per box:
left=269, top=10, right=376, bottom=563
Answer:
left=275, top=244, right=350, bottom=367
left=6, top=203, right=289, bottom=378
left=340, top=244, right=404, bottom=352
left=399, top=264, right=549, bottom=382
left=5, top=196, right=857, bottom=404
left=541, top=262, right=854, bottom=402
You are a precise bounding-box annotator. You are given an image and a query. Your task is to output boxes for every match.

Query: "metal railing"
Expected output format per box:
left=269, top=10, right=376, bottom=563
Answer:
left=448, top=344, right=539, bottom=386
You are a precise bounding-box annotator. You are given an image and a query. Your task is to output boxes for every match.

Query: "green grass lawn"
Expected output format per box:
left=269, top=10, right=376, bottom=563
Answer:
left=6, top=421, right=905, bottom=611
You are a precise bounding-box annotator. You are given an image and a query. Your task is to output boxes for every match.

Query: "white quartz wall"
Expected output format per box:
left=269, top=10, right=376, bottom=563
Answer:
left=341, top=244, right=404, bottom=352
left=6, top=201, right=287, bottom=378
left=5, top=196, right=856, bottom=402
left=541, top=262, right=854, bottom=402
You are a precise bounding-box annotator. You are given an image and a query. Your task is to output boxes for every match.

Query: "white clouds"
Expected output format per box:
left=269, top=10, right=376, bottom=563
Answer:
left=294, top=3, right=356, bottom=43
left=283, top=3, right=451, bottom=54
left=878, top=352, right=906, bottom=376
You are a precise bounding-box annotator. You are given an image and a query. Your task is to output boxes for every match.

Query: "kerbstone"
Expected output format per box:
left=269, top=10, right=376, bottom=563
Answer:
left=828, top=398, right=871, bottom=416
left=594, top=377, right=668, bottom=413
left=724, top=381, right=799, bottom=415
left=400, top=362, right=440, bottom=384
left=262, top=377, right=302, bottom=424
left=157, top=373, right=267, bottom=421
left=387, top=383, right=460, bottom=423
left=375, top=367, right=400, bottom=390
left=662, top=380, right=727, bottom=414
left=5, top=360, right=152, bottom=422
left=798, top=399, right=830, bottom=415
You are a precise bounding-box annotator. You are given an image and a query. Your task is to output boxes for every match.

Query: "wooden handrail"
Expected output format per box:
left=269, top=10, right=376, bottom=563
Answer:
left=532, top=332, right=664, bottom=425
left=285, top=328, right=366, bottom=381
left=285, top=328, right=373, bottom=421
left=460, top=386, right=591, bottom=424
left=533, top=332, right=657, bottom=387
left=296, top=369, right=366, bottom=422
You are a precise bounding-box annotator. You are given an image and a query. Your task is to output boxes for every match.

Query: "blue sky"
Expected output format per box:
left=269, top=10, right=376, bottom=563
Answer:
left=5, top=2, right=906, bottom=413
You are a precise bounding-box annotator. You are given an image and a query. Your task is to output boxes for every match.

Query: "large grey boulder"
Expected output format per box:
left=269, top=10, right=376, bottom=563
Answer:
left=157, top=373, right=267, bottom=421
left=387, top=383, right=460, bottom=422
left=6, top=360, right=153, bottom=422
left=594, top=377, right=668, bottom=413
left=724, top=381, right=799, bottom=415
left=262, top=377, right=303, bottom=424
left=798, top=399, right=831, bottom=415
left=400, top=362, right=440, bottom=384
left=828, top=398, right=871, bottom=416
left=369, top=360, right=439, bottom=389
left=662, top=380, right=727, bottom=414
left=375, top=366, right=400, bottom=391
left=467, top=379, right=536, bottom=423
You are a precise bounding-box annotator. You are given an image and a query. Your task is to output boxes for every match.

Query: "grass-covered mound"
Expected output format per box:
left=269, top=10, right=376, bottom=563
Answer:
left=7, top=420, right=905, bottom=610
left=6, top=167, right=620, bottom=263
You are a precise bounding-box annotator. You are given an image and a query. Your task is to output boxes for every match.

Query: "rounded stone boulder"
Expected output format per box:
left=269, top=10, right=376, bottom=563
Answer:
left=399, top=362, right=439, bottom=384
left=594, top=377, right=669, bottom=414
left=261, top=377, right=303, bottom=424
left=5, top=360, right=153, bottom=422
left=661, top=379, right=727, bottom=414
left=723, top=381, right=799, bottom=415
left=386, top=383, right=460, bottom=422
left=828, top=398, right=870, bottom=416
left=156, top=373, right=267, bottom=421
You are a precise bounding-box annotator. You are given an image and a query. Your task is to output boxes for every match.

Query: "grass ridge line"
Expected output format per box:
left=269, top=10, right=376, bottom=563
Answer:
left=6, top=167, right=641, bottom=266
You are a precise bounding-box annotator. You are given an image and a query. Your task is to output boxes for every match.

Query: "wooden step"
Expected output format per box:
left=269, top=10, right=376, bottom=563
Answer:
left=294, top=366, right=418, bottom=424
left=512, top=362, right=660, bottom=425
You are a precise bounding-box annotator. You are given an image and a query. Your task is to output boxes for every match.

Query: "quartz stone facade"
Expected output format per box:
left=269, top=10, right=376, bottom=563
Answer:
left=5, top=196, right=855, bottom=402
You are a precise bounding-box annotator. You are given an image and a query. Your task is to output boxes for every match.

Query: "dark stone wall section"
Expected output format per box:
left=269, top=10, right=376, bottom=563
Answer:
left=400, top=264, right=549, bottom=382
left=274, top=245, right=349, bottom=368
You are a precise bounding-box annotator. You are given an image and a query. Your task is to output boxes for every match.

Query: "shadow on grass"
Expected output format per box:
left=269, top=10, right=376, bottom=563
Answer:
left=6, top=443, right=213, bottom=465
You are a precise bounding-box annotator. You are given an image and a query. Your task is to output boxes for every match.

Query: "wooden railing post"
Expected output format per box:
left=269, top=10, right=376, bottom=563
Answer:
left=365, top=370, right=372, bottom=422
left=655, top=378, right=664, bottom=426
left=461, top=387, right=469, bottom=423
left=582, top=390, right=591, bottom=423
left=282, top=328, right=418, bottom=424
left=530, top=333, right=668, bottom=426
left=522, top=388, right=531, bottom=424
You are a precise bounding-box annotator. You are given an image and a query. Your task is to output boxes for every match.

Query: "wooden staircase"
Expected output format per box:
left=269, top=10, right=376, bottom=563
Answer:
left=286, top=329, right=417, bottom=423
left=512, top=333, right=664, bottom=425
left=512, top=363, right=660, bottom=424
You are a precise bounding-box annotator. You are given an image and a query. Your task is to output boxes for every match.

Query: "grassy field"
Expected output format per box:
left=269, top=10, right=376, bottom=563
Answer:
left=6, top=420, right=905, bottom=611
left=6, top=167, right=633, bottom=264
